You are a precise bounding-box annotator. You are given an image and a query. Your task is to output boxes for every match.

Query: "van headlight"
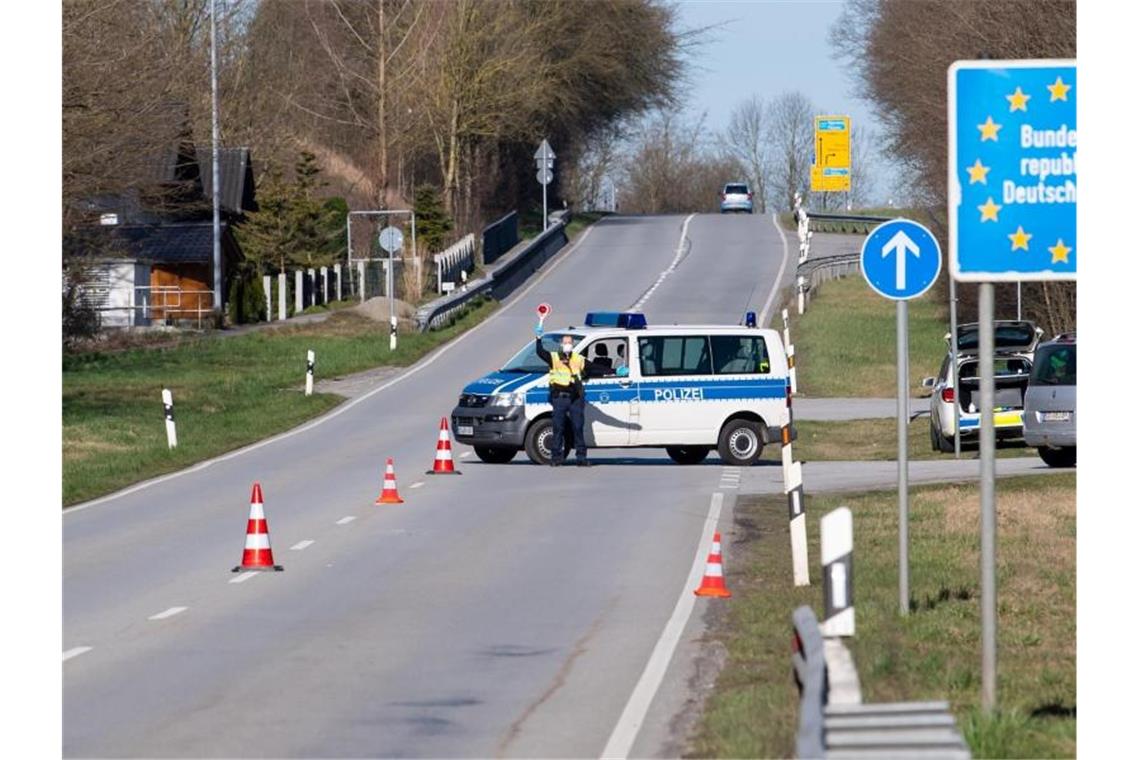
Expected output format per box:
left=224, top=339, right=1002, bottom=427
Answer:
left=490, top=391, right=526, bottom=407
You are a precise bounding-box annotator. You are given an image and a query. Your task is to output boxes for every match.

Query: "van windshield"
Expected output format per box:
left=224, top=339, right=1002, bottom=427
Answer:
left=501, top=333, right=583, bottom=373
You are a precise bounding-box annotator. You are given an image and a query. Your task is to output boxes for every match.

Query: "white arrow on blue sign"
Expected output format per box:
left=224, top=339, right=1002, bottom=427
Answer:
left=861, top=219, right=942, bottom=301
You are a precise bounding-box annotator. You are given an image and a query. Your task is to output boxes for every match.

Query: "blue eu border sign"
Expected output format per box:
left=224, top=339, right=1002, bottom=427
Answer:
left=948, top=59, right=1076, bottom=282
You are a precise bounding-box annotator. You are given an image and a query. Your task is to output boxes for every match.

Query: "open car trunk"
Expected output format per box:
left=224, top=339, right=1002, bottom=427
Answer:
left=957, top=356, right=1033, bottom=413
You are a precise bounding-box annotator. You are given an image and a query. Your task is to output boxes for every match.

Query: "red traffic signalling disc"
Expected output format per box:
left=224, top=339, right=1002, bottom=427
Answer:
left=536, top=303, right=551, bottom=318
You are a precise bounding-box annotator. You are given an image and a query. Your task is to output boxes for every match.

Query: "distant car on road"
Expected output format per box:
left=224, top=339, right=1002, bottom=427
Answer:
left=923, top=320, right=1042, bottom=452
left=720, top=182, right=753, bottom=214
left=1023, top=332, right=1076, bottom=467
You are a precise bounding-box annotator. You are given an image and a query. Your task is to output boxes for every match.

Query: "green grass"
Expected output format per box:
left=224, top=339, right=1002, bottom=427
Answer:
left=687, top=474, right=1075, bottom=758
left=781, top=276, right=949, bottom=397
left=791, top=418, right=1038, bottom=462
left=62, top=297, right=498, bottom=506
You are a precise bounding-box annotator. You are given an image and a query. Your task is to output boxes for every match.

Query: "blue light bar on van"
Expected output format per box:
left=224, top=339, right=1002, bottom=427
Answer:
left=584, top=312, right=648, bottom=329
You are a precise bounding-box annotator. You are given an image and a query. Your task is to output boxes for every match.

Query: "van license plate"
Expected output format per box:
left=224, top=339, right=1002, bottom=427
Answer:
left=1043, top=411, right=1071, bottom=422
left=457, top=425, right=474, bottom=436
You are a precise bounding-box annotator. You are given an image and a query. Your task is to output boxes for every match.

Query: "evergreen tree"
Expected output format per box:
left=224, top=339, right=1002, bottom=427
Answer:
left=413, top=185, right=454, bottom=253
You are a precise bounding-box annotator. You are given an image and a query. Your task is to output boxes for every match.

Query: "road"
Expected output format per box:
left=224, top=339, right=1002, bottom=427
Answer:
left=64, top=212, right=799, bottom=758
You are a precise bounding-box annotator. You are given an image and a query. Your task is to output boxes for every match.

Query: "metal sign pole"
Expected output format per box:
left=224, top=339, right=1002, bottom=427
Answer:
left=950, top=276, right=961, bottom=458
left=978, top=283, right=997, bottom=713
left=542, top=142, right=549, bottom=232
left=897, top=299, right=910, bottom=616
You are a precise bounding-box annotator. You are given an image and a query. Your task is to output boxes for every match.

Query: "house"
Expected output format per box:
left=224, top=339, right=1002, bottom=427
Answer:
left=68, top=144, right=257, bottom=328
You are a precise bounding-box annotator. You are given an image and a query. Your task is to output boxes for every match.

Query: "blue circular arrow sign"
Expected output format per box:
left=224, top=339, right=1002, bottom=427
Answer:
left=860, top=218, right=942, bottom=300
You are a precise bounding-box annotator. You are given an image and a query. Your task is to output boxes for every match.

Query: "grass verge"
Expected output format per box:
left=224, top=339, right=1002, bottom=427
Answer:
left=791, top=418, right=1038, bottom=462
left=688, top=474, right=1075, bottom=758
left=62, top=297, right=497, bottom=506
left=780, top=276, right=949, bottom=397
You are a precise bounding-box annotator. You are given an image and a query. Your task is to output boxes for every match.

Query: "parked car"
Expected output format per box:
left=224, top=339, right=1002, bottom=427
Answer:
left=720, top=182, right=753, bottom=214
left=923, top=320, right=1042, bottom=452
left=1023, top=332, right=1076, bottom=467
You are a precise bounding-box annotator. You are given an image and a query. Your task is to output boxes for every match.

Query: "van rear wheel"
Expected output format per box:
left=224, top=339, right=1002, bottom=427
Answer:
left=1038, top=446, right=1076, bottom=468
left=666, top=446, right=711, bottom=465
left=717, top=419, right=764, bottom=466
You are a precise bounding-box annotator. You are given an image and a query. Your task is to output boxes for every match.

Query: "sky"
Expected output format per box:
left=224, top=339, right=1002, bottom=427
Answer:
left=673, top=0, right=903, bottom=204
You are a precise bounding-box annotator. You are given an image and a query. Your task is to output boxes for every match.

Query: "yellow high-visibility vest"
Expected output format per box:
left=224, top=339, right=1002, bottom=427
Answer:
left=549, top=351, right=585, bottom=387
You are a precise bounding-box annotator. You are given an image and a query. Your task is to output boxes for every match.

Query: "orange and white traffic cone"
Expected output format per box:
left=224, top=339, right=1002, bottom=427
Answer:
left=375, top=457, right=405, bottom=504
left=232, top=482, right=283, bottom=572
left=694, top=531, right=731, bottom=597
left=426, top=417, right=462, bottom=475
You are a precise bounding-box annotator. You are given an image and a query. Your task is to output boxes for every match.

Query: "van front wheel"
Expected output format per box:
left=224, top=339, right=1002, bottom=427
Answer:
left=717, top=419, right=764, bottom=466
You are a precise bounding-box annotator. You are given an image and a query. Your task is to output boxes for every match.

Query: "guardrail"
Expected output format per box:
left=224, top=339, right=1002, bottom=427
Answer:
left=794, top=252, right=861, bottom=314
left=414, top=216, right=571, bottom=332
left=792, top=605, right=828, bottom=759
left=434, top=233, right=476, bottom=294
left=806, top=212, right=891, bottom=235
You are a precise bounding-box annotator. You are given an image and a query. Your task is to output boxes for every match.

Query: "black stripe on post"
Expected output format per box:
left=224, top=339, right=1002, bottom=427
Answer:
left=164, top=403, right=174, bottom=422
left=787, top=484, right=804, bottom=521
left=823, top=551, right=854, bottom=621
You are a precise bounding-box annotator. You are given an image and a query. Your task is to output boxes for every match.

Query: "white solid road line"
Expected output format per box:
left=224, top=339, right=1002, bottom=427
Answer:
left=66, top=221, right=603, bottom=515
left=602, top=492, right=724, bottom=759
left=229, top=571, right=258, bottom=584
left=63, top=647, right=93, bottom=662
left=336, top=516, right=356, bottom=525
left=761, top=212, right=793, bottom=326
left=148, top=606, right=188, bottom=621
left=630, top=214, right=696, bottom=311
left=290, top=540, right=315, bottom=551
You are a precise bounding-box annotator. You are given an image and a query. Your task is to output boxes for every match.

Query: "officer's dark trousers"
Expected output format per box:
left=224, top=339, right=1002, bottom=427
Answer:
left=550, top=393, right=587, bottom=462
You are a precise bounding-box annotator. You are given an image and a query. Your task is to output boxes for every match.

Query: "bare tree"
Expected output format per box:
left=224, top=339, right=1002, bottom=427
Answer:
left=721, top=96, right=771, bottom=213
left=769, top=91, right=815, bottom=212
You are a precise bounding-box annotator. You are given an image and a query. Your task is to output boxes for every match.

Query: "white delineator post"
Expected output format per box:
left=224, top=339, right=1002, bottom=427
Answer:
left=305, top=350, right=315, bottom=396
left=782, top=385, right=810, bottom=586
left=320, top=266, right=329, bottom=305
left=277, top=272, right=286, bottom=321
left=263, top=275, right=272, bottom=321
left=294, top=270, right=303, bottom=314
left=788, top=343, right=798, bottom=395
left=797, top=276, right=806, bottom=314
left=162, top=388, right=177, bottom=449
left=334, top=263, right=342, bottom=301
left=357, top=261, right=366, bottom=303
left=820, top=506, right=855, bottom=637
left=389, top=315, right=398, bottom=352
left=307, top=268, right=316, bottom=308
left=782, top=307, right=791, bottom=349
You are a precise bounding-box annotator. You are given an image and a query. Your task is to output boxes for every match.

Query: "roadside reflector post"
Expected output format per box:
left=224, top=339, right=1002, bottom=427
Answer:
left=162, top=388, right=177, bottom=449
left=357, top=261, right=366, bottom=303
left=786, top=460, right=809, bottom=586
left=307, top=267, right=316, bottom=308
left=820, top=506, right=855, bottom=637
left=263, top=275, right=272, bottom=321
left=305, top=350, right=315, bottom=396
left=334, top=263, right=342, bottom=301
left=788, top=344, right=798, bottom=395
left=278, top=272, right=287, bottom=321
left=294, top=269, right=303, bottom=315
left=389, top=315, right=398, bottom=352
left=320, top=266, right=329, bottom=305
left=797, top=276, right=806, bottom=314
left=782, top=307, right=790, bottom=348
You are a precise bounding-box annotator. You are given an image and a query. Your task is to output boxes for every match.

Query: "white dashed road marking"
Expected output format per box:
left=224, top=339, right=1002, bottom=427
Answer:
left=409, top=481, right=425, bottom=489
left=63, top=647, right=93, bottom=662
left=290, top=540, right=315, bottom=551
left=460, top=451, right=472, bottom=459
left=336, top=516, right=356, bottom=525
left=229, top=571, right=258, bottom=584
left=148, top=606, right=188, bottom=621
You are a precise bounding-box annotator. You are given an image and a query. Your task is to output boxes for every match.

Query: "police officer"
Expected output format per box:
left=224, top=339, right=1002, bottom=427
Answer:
left=533, top=327, right=589, bottom=467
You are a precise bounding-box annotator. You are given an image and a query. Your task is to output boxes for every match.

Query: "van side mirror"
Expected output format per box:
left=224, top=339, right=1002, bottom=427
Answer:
left=921, top=377, right=936, bottom=389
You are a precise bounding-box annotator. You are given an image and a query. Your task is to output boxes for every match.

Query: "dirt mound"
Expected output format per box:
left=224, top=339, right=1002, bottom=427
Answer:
left=353, top=296, right=418, bottom=323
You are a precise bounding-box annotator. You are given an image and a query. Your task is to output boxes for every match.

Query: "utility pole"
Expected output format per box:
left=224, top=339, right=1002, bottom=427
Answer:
left=210, top=0, right=222, bottom=323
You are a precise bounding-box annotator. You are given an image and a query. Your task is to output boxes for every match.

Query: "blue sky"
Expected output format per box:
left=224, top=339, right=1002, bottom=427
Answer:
left=673, top=0, right=903, bottom=204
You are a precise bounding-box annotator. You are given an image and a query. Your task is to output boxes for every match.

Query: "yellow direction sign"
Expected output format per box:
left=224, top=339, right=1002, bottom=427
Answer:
left=812, top=115, right=851, bottom=192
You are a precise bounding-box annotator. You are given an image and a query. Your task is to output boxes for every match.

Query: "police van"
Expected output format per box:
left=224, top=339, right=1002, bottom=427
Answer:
left=450, top=312, right=794, bottom=466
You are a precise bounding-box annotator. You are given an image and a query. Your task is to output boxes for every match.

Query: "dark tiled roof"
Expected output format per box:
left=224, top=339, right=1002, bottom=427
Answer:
left=198, top=147, right=257, bottom=214
left=67, top=222, right=234, bottom=264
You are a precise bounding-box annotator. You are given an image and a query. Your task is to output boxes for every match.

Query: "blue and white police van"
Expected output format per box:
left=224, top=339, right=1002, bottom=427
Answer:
left=450, top=312, right=794, bottom=466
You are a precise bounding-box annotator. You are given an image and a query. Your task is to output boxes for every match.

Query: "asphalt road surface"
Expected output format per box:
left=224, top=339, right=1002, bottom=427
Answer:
left=63, top=214, right=1062, bottom=758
